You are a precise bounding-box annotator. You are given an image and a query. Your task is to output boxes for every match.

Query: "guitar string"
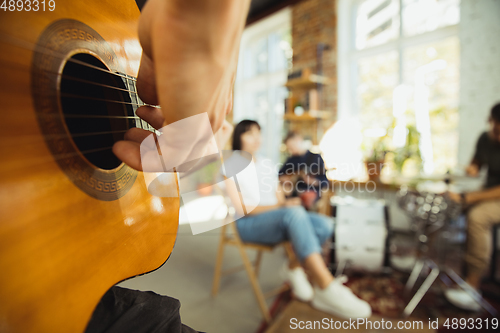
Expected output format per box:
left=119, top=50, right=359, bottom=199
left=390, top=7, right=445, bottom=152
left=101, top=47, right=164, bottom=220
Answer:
left=36, top=129, right=130, bottom=140
left=60, top=73, right=141, bottom=96
left=0, top=69, right=159, bottom=132
left=0, top=36, right=166, bottom=167
left=0, top=37, right=168, bottom=126
left=24, top=143, right=175, bottom=167
left=63, top=114, right=140, bottom=119
left=0, top=35, right=163, bottom=131
left=38, top=118, right=153, bottom=142
left=0, top=35, right=138, bottom=82
left=0, top=46, right=166, bottom=125
left=0, top=34, right=139, bottom=81
left=0, top=56, right=144, bottom=98
left=61, top=92, right=145, bottom=108
left=0, top=58, right=159, bottom=123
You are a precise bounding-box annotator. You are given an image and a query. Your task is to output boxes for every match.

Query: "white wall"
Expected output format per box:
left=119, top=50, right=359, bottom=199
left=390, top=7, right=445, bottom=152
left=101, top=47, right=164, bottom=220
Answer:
left=458, top=0, right=500, bottom=166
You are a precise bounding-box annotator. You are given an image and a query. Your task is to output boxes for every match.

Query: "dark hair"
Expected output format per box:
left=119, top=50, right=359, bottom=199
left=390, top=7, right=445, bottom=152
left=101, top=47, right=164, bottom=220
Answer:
left=284, top=131, right=301, bottom=143
left=232, top=120, right=261, bottom=150
left=491, top=103, right=500, bottom=123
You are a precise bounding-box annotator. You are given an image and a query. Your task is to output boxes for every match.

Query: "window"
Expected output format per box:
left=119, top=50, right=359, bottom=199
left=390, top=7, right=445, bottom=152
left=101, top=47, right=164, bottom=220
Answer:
left=356, top=0, right=400, bottom=49
left=338, top=0, right=460, bottom=176
left=233, top=8, right=292, bottom=164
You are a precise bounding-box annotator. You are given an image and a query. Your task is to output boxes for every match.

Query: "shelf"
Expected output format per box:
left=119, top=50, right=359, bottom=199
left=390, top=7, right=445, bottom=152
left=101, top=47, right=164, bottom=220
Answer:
left=283, top=110, right=330, bottom=121
left=285, top=74, right=331, bottom=90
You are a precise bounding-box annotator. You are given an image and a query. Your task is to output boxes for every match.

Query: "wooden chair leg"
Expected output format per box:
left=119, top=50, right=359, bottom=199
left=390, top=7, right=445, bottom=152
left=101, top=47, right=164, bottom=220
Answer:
left=212, top=225, right=227, bottom=297
left=254, top=250, right=263, bottom=278
left=236, top=242, right=271, bottom=323
left=284, top=242, right=296, bottom=262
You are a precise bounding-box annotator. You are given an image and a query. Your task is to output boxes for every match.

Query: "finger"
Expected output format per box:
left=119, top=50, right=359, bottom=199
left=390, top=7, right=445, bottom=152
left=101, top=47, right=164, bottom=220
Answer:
left=142, top=149, right=169, bottom=172
left=221, top=119, right=233, bottom=131
left=208, top=80, right=234, bottom=134
left=136, top=105, right=165, bottom=130
left=214, top=119, right=233, bottom=149
left=124, top=127, right=156, bottom=146
left=136, top=53, right=158, bottom=105
left=113, top=141, right=143, bottom=171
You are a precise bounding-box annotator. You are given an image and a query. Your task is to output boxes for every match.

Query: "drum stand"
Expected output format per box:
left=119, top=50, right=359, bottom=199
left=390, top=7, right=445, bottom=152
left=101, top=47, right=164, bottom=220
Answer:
left=402, top=219, right=498, bottom=317
left=403, top=259, right=497, bottom=317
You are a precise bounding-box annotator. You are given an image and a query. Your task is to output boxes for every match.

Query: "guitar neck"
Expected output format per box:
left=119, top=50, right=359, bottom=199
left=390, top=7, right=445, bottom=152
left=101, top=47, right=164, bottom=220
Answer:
left=121, top=72, right=158, bottom=133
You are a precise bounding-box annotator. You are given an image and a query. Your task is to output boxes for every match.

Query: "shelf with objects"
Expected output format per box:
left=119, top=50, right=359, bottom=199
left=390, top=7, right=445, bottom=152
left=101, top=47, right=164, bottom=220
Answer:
left=283, top=68, right=331, bottom=145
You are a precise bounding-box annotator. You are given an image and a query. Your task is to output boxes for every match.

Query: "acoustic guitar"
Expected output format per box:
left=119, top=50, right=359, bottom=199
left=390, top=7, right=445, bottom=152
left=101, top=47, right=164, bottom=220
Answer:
left=0, top=1, right=180, bottom=332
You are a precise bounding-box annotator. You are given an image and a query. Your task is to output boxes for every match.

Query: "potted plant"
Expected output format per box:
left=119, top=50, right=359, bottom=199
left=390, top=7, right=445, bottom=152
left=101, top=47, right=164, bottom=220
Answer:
left=392, top=125, right=422, bottom=175
left=365, top=138, right=388, bottom=181
left=195, top=162, right=218, bottom=196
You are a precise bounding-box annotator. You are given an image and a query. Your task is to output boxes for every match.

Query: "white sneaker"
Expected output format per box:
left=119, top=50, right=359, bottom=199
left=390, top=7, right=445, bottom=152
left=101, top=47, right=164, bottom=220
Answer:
left=282, top=265, right=314, bottom=302
left=444, top=289, right=482, bottom=311
left=311, top=275, right=372, bottom=319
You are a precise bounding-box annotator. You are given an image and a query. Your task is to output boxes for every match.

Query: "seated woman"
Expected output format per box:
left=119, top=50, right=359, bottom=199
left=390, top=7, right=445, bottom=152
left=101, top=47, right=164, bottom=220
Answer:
left=226, top=120, right=371, bottom=319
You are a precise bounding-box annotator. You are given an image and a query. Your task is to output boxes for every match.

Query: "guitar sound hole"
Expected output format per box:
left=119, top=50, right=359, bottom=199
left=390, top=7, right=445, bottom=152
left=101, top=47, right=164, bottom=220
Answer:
left=60, top=53, right=135, bottom=170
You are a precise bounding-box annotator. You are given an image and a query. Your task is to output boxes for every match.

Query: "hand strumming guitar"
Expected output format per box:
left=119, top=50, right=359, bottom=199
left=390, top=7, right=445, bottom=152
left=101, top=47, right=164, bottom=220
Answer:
left=113, top=0, right=250, bottom=171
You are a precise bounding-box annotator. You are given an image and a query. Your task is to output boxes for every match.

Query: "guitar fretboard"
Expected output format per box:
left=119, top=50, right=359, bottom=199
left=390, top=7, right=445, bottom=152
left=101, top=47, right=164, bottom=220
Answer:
left=121, top=72, right=160, bottom=135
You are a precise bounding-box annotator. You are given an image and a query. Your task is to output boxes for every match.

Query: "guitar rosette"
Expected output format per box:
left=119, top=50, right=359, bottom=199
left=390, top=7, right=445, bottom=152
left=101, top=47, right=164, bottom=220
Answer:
left=140, top=113, right=260, bottom=234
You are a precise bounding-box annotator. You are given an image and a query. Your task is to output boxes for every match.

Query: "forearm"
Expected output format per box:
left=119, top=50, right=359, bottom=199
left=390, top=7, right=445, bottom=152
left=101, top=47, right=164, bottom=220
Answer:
left=466, top=161, right=481, bottom=177
left=465, top=185, right=500, bottom=204
left=138, top=0, right=250, bottom=126
left=142, top=0, right=250, bottom=60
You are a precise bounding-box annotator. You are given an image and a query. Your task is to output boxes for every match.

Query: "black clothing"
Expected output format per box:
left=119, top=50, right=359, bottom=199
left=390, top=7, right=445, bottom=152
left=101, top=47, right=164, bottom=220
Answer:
left=135, top=0, right=147, bottom=11
left=279, top=150, right=328, bottom=195
left=473, top=132, right=500, bottom=189
left=85, top=286, right=200, bottom=333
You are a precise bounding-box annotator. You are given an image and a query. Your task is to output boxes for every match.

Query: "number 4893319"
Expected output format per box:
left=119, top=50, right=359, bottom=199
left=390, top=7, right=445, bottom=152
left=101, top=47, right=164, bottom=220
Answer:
left=1, top=0, right=56, bottom=11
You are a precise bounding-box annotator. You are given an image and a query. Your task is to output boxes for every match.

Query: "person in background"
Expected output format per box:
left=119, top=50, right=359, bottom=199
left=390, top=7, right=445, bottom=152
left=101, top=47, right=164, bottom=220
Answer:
left=279, top=132, right=328, bottom=210
left=446, top=103, right=500, bottom=311
left=226, top=120, right=371, bottom=319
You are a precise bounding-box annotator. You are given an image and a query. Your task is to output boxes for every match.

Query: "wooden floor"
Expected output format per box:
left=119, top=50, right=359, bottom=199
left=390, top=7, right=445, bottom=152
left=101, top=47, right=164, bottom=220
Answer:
left=266, top=300, right=436, bottom=333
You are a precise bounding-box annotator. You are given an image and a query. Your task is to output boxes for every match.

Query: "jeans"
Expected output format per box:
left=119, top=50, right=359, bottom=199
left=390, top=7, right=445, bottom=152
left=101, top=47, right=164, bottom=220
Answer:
left=236, top=206, right=334, bottom=262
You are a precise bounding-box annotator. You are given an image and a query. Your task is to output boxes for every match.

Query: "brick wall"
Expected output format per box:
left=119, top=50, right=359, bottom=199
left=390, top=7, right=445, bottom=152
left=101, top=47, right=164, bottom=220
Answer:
left=291, top=0, right=337, bottom=120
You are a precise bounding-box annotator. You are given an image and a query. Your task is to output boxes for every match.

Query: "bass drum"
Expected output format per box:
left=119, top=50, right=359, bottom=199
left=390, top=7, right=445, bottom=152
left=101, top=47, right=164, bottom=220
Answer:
left=330, top=198, right=390, bottom=272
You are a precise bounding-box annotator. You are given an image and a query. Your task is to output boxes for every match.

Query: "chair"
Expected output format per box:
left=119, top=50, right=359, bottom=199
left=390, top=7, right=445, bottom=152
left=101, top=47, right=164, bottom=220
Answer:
left=211, top=222, right=293, bottom=323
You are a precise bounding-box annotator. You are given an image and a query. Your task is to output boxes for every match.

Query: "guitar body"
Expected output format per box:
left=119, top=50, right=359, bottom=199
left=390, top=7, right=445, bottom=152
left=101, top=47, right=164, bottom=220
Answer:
left=0, top=1, right=180, bottom=332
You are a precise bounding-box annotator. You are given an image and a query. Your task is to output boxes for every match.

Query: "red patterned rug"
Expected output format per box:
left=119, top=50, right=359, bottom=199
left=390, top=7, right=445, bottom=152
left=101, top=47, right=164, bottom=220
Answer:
left=256, top=272, right=500, bottom=333
left=345, top=272, right=407, bottom=318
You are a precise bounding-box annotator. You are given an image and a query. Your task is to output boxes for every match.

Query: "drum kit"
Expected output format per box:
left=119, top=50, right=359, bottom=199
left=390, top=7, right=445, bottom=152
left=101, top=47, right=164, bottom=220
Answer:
left=330, top=172, right=497, bottom=316
left=396, top=184, right=497, bottom=317
left=332, top=197, right=389, bottom=274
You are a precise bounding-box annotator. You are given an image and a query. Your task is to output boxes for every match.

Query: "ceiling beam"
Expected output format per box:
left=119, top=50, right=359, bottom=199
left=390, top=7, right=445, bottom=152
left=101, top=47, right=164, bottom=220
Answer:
left=246, top=0, right=304, bottom=26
